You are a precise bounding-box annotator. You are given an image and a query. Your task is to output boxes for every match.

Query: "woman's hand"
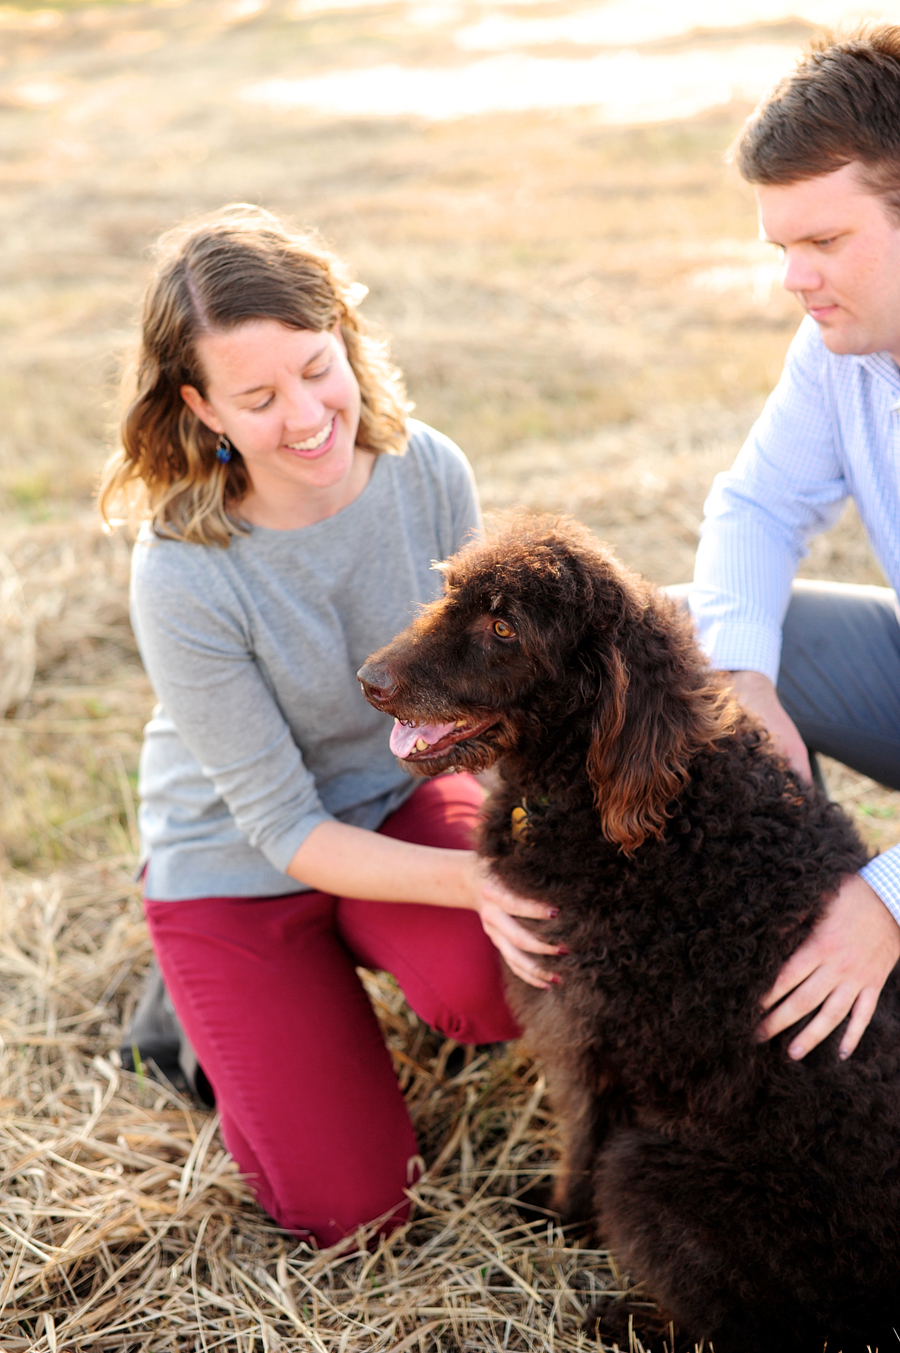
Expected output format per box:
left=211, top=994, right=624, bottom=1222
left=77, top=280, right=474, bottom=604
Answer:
left=470, top=859, right=564, bottom=991
left=288, top=822, right=563, bottom=989
left=759, top=873, right=900, bottom=1059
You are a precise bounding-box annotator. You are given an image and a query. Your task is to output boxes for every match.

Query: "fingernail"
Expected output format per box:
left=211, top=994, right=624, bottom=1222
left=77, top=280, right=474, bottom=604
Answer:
left=556, top=946, right=570, bottom=956
left=549, top=973, right=562, bottom=985
left=788, top=1042, right=803, bottom=1060
left=546, top=908, right=560, bottom=918
left=839, top=1047, right=850, bottom=1061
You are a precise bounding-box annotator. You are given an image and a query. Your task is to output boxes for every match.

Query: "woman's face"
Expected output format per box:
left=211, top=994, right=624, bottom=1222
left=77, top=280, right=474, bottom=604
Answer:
left=181, top=318, right=363, bottom=517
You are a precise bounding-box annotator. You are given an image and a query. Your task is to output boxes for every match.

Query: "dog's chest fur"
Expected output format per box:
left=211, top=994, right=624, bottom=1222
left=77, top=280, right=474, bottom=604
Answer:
left=478, top=728, right=881, bottom=1131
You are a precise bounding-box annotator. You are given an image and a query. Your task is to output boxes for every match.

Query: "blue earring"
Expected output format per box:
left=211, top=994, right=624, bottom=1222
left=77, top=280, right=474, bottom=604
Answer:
left=215, top=434, right=232, bottom=464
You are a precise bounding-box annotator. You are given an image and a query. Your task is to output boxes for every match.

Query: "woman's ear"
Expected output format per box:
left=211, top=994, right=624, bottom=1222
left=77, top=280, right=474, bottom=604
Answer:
left=180, top=384, right=224, bottom=434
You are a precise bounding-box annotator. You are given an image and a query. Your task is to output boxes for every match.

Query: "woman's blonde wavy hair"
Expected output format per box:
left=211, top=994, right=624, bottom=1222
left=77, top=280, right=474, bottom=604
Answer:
left=99, top=205, right=410, bottom=546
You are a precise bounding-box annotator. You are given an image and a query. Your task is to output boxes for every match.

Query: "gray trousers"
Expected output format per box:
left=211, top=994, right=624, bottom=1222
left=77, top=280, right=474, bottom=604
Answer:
left=673, top=581, right=900, bottom=792
left=778, top=581, right=900, bottom=791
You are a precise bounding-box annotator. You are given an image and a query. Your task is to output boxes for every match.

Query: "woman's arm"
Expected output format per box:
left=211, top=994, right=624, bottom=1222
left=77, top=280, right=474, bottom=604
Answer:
left=288, top=820, right=563, bottom=990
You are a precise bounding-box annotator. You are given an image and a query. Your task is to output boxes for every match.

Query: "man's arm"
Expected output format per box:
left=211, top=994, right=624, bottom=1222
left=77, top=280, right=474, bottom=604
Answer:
left=691, top=319, right=847, bottom=685
left=693, top=322, right=900, bottom=1059
left=727, top=668, right=900, bottom=1060
left=727, top=670, right=811, bottom=782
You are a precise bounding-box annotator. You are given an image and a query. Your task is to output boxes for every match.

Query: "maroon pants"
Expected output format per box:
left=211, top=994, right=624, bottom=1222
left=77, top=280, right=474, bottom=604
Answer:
left=144, top=774, right=520, bottom=1245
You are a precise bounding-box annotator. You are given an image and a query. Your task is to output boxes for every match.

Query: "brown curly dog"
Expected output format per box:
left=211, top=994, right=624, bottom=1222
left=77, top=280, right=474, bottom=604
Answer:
left=358, top=516, right=900, bottom=1353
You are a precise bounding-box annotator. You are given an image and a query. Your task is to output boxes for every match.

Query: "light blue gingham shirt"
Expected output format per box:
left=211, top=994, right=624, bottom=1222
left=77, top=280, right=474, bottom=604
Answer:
left=690, top=316, right=900, bottom=921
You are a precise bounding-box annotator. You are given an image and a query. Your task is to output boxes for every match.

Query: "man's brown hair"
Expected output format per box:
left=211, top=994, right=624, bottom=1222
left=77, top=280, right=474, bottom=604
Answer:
left=735, top=24, right=900, bottom=219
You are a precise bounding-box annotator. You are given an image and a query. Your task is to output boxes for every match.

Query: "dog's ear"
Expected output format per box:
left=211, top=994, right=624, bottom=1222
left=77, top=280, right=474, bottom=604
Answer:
left=585, top=618, right=736, bottom=855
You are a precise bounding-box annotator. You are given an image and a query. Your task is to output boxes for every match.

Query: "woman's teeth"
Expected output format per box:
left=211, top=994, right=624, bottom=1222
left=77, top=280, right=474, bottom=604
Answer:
left=288, top=418, right=334, bottom=451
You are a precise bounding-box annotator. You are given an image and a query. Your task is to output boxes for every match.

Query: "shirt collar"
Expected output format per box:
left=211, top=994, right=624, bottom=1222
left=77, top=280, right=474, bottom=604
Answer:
left=856, top=350, right=900, bottom=394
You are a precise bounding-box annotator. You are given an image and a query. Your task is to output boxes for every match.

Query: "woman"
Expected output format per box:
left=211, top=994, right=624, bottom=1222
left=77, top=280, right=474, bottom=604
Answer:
left=100, top=205, right=561, bottom=1246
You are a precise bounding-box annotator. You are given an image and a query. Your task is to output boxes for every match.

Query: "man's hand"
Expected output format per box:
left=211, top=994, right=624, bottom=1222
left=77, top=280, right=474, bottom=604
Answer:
left=758, top=873, right=900, bottom=1059
left=727, top=669, right=811, bottom=781
left=728, top=670, right=900, bottom=1059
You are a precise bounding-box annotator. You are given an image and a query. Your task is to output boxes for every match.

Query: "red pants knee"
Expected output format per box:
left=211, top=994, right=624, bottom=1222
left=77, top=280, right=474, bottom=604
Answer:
left=144, top=775, right=520, bottom=1245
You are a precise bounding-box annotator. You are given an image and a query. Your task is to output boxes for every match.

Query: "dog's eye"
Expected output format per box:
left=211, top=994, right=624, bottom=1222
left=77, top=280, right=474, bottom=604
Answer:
left=492, top=619, right=516, bottom=639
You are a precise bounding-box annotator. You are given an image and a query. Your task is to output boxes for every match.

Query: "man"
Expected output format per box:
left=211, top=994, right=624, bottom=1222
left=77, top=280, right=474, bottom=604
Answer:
left=690, top=25, right=900, bottom=1061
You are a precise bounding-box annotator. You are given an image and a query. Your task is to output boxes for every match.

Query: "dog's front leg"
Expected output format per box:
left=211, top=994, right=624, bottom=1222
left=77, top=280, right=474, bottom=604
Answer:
left=545, top=1056, right=626, bottom=1231
left=506, top=978, right=626, bottom=1232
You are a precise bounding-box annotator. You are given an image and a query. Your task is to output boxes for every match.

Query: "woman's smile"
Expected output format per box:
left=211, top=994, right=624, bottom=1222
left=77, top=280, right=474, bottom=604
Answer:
left=286, top=416, right=336, bottom=456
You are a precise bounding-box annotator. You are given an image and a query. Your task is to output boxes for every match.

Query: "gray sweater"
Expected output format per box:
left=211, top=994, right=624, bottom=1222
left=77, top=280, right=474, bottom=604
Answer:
left=131, top=421, right=480, bottom=901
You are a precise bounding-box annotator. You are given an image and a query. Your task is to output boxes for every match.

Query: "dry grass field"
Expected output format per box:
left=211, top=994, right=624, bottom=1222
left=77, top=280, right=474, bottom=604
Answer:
left=1, top=0, right=900, bottom=1347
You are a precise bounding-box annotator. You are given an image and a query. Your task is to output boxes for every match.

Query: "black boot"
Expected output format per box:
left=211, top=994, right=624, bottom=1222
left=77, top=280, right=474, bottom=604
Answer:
left=120, top=960, right=215, bottom=1107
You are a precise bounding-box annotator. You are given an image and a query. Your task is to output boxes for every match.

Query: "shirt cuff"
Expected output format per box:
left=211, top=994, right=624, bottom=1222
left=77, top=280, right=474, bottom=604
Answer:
left=694, top=620, right=783, bottom=685
left=262, top=808, right=334, bottom=875
left=860, top=849, right=900, bottom=927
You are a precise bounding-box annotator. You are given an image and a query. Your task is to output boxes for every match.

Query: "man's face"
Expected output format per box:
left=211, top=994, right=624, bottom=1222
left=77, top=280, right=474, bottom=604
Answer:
left=756, top=162, right=900, bottom=362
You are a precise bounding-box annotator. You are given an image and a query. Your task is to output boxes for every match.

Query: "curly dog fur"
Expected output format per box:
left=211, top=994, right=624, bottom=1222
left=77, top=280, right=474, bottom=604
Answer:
left=358, top=516, right=900, bottom=1353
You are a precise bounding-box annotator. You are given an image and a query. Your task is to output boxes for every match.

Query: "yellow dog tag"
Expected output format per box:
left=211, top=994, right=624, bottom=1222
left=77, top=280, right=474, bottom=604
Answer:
left=511, top=803, right=530, bottom=842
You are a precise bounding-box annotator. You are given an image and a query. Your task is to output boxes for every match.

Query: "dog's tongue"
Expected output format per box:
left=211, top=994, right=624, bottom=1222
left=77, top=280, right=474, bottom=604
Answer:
left=390, top=719, right=457, bottom=759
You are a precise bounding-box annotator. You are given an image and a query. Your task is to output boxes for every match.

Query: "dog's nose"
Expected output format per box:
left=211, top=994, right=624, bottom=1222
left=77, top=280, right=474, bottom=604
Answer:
left=357, top=661, right=398, bottom=704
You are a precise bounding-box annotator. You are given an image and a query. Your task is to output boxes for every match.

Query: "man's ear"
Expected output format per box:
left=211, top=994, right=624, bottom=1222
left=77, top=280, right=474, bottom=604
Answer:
left=180, top=383, right=223, bottom=434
